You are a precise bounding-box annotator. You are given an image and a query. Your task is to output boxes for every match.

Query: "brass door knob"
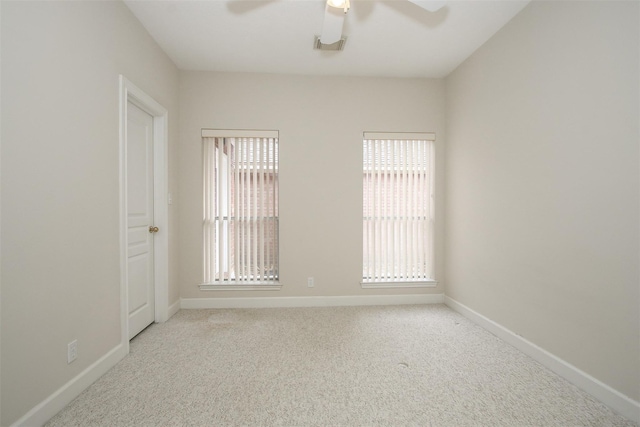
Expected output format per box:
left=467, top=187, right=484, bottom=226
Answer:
left=149, top=226, right=159, bottom=233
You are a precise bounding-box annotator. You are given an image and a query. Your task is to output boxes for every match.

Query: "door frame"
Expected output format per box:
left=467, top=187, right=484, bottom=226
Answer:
left=118, top=75, right=169, bottom=351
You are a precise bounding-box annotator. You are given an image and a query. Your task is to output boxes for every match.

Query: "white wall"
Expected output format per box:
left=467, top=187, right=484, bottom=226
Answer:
left=445, top=0, right=639, bottom=402
left=0, top=1, right=180, bottom=425
left=179, top=72, right=445, bottom=299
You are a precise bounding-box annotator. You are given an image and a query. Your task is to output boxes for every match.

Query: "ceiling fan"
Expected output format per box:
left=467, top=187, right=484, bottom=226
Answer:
left=318, top=0, right=446, bottom=49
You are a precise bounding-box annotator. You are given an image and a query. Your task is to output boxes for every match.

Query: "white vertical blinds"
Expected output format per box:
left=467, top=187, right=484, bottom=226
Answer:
left=363, top=136, right=434, bottom=283
left=203, top=136, right=279, bottom=284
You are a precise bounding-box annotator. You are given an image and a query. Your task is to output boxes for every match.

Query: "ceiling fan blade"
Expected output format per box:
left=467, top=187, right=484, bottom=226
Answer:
left=407, top=0, right=446, bottom=12
left=320, top=3, right=346, bottom=45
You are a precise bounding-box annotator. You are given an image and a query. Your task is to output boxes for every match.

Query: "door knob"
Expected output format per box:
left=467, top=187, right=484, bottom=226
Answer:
left=149, top=226, right=159, bottom=233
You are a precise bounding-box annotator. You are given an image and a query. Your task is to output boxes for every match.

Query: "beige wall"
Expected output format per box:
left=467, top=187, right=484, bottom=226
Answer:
left=179, top=72, right=445, bottom=299
left=0, top=1, right=180, bottom=425
left=445, top=1, right=639, bottom=401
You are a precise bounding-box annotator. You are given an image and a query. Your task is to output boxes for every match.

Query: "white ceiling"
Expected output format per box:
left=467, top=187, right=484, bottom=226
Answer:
left=124, top=0, right=530, bottom=78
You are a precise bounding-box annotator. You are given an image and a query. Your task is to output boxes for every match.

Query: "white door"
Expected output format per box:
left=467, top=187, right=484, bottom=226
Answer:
left=127, top=101, right=156, bottom=339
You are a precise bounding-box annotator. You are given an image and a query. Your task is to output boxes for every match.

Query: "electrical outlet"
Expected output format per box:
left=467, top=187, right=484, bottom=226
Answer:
left=68, top=340, right=78, bottom=364
left=307, top=277, right=314, bottom=288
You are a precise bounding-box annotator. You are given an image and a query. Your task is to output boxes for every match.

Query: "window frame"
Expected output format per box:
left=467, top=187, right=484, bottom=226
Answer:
left=200, top=129, right=281, bottom=291
left=361, top=132, right=437, bottom=289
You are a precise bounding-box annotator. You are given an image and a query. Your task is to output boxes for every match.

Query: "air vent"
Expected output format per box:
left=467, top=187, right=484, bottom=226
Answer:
left=314, top=36, right=347, bottom=51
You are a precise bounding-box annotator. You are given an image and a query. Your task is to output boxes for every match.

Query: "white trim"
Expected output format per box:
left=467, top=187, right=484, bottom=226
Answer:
left=119, top=75, right=170, bottom=349
left=361, top=280, right=437, bottom=289
left=199, top=282, right=283, bottom=291
left=10, top=344, right=127, bottom=427
left=181, top=293, right=444, bottom=309
left=363, top=131, right=435, bottom=141
left=202, top=128, right=279, bottom=138
left=444, top=296, right=640, bottom=424
left=168, top=299, right=181, bottom=319
left=151, top=102, right=170, bottom=324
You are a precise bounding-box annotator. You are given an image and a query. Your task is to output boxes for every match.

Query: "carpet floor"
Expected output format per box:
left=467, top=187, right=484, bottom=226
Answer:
left=46, top=304, right=636, bottom=426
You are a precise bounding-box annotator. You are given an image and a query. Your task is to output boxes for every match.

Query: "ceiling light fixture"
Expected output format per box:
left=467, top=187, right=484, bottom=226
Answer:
left=327, top=0, right=350, bottom=13
left=319, top=0, right=349, bottom=45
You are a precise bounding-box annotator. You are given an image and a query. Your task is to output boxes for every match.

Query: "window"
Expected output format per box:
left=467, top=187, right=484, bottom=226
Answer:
left=202, top=129, right=279, bottom=290
left=362, top=132, right=436, bottom=288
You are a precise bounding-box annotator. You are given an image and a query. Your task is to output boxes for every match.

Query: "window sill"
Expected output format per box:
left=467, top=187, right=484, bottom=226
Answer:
left=199, top=282, right=282, bottom=291
left=360, top=280, right=437, bottom=289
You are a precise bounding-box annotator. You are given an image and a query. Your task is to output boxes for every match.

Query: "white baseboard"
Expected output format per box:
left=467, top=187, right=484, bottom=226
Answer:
left=167, top=299, right=180, bottom=319
left=11, top=343, right=128, bottom=427
left=444, top=296, right=640, bottom=424
left=181, top=293, right=445, bottom=309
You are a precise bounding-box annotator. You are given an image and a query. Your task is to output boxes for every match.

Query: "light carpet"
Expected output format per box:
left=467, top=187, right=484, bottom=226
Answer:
left=46, top=304, right=636, bottom=426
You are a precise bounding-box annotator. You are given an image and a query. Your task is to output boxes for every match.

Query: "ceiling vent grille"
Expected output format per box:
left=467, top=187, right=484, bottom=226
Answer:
left=314, top=36, right=347, bottom=51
